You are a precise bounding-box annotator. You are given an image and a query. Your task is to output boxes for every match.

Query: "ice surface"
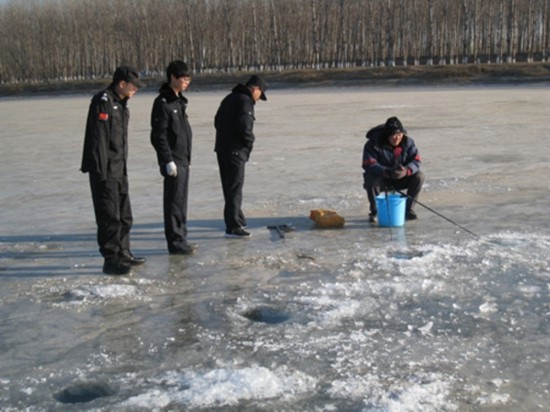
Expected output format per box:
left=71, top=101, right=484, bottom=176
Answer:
left=1, top=84, right=549, bottom=410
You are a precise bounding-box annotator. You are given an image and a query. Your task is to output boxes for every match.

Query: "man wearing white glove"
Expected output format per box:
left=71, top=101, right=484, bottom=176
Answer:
left=151, top=61, right=195, bottom=255
left=165, top=161, right=178, bottom=177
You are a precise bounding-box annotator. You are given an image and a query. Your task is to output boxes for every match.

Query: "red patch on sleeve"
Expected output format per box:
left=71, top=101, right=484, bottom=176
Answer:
left=98, top=112, right=109, bottom=121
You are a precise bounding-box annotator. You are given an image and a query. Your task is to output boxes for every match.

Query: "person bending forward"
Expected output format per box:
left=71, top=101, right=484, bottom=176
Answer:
left=214, top=75, right=267, bottom=238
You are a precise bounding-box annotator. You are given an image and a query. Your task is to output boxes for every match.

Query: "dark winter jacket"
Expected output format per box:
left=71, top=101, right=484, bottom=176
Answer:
left=81, top=85, right=129, bottom=179
left=362, top=124, right=421, bottom=177
left=150, top=83, right=193, bottom=167
left=214, top=84, right=255, bottom=161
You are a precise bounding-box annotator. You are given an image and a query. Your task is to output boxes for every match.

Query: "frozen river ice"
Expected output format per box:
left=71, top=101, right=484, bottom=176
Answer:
left=0, top=84, right=549, bottom=410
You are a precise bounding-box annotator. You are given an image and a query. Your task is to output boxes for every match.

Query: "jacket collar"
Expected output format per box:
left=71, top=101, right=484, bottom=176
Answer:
left=159, top=83, right=188, bottom=104
left=107, top=84, right=128, bottom=105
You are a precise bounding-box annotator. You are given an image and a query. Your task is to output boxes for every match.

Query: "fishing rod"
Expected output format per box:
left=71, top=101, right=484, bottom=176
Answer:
left=394, top=189, right=480, bottom=239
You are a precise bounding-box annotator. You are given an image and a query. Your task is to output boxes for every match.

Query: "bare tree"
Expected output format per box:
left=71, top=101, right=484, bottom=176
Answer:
left=506, top=0, right=518, bottom=62
left=543, top=0, right=550, bottom=61
left=268, top=0, right=281, bottom=70
left=0, top=0, right=548, bottom=84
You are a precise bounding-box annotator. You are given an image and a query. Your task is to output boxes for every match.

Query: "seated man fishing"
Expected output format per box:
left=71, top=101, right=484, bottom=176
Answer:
left=362, top=116, right=425, bottom=223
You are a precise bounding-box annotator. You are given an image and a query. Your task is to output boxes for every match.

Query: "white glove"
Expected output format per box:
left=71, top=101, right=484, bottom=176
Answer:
left=165, top=161, right=177, bottom=177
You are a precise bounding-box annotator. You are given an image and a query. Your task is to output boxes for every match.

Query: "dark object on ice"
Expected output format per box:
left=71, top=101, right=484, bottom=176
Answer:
left=54, top=381, right=115, bottom=404
left=296, top=252, right=315, bottom=261
left=390, top=250, right=425, bottom=260
left=278, top=224, right=295, bottom=232
left=243, top=307, right=290, bottom=324
left=267, top=224, right=295, bottom=239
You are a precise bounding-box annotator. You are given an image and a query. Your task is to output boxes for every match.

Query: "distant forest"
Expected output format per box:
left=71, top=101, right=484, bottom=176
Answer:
left=1, top=0, right=549, bottom=83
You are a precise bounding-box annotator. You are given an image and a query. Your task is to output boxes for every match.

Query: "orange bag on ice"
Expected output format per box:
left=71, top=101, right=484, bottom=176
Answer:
left=309, top=209, right=345, bottom=228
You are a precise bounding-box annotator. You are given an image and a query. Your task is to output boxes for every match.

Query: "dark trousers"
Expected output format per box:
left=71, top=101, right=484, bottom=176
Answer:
left=163, top=164, right=190, bottom=252
left=363, top=171, right=425, bottom=215
left=89, top=173, right=133, bottom=260
left=217, top=152, right=247, bottom=231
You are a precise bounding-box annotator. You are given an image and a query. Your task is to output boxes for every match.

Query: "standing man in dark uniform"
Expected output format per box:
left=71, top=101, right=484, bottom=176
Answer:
left=214, top=75, right=267, bottom=238
left=150, top=60, right=195, bottom=255
left=81, top=66, right=147, bottom=275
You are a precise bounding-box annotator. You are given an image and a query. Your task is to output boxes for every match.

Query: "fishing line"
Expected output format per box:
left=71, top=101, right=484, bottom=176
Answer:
left=394, top=189, right=480, bottom=239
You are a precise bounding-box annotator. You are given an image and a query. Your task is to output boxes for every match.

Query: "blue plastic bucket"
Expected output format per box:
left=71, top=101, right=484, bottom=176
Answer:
left=375, top=193, right=406, bottom=227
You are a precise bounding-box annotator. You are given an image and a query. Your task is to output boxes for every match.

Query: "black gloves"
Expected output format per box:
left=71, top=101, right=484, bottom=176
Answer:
left=391, top=166, right=408, bottom=180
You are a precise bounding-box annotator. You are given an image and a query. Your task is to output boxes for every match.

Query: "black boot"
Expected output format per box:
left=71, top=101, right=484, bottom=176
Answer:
left=168, top=242, right=196, bottom=255
left=119, top=250, right=147, bottom=266
left=103, top=258, right=131, bottom=275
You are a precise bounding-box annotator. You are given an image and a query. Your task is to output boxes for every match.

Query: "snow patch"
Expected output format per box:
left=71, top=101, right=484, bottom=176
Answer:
left=123, top=366, right=316, bottom=409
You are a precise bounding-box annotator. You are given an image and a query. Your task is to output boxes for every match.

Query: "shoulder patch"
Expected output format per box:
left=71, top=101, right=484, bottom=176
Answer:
left=98, top=112, right=109, bottom=121
left=100, top=93, right=108, bottom=102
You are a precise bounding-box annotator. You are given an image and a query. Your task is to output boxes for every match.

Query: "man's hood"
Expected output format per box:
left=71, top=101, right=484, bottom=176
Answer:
left=232, top=83, right=253, bottom=98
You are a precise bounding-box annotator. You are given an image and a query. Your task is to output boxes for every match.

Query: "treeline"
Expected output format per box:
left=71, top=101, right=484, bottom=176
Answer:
left=1, top=0, right=549, bottom=83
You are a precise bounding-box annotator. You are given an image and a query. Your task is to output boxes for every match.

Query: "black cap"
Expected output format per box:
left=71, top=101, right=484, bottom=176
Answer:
left=384, top=116, right=406, bottom=136
left=246, top=75, right=267, bottom=101
left=113, top=66, right=146, bottom=88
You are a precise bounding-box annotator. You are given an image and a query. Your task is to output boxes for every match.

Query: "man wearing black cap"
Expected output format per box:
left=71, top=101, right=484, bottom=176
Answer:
left=362, top=116, right=425, bottom=222
left=151, top=60, right=195, bottom=255
left=81, top=66, right=147, bottom=275
left=214, top=75, right=267, bottom=238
